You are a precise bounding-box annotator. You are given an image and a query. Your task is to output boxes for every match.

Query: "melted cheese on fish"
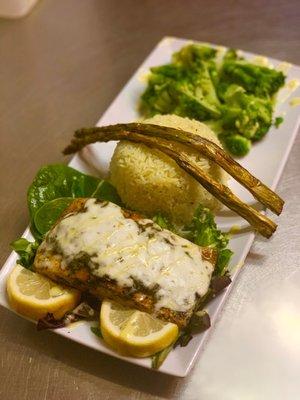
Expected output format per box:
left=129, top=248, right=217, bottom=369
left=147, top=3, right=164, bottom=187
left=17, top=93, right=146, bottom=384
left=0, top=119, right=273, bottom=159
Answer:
left=42, top=199, right=214, bottom=312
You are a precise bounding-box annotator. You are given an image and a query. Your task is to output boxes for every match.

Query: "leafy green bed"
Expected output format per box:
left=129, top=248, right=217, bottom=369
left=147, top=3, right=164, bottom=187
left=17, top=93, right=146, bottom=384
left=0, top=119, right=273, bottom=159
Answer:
left=11, top=164, right=233, bottom=369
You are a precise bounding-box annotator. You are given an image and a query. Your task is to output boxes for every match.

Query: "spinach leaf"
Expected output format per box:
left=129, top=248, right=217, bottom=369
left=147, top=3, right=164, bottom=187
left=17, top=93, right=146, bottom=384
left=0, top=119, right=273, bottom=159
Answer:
left=33, top=197, right=74, bottom=235
left=27, top=164, right=121, bottom=237
left=10, top=238, right=40, bottom=270
left=91, top=180, right=122, bottom=204
left=27, top=164, right=121, bottom=218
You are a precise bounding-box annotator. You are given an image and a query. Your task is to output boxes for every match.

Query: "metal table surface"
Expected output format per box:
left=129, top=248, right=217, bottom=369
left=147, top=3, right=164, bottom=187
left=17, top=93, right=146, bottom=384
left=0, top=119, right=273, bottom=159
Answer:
left=0, top=1, right=299, bottom=399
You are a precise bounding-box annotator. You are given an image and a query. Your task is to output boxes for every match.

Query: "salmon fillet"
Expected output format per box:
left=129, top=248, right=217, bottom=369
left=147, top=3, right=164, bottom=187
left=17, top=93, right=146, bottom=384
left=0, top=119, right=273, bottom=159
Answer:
left=34, top=198, right=216, bottom=328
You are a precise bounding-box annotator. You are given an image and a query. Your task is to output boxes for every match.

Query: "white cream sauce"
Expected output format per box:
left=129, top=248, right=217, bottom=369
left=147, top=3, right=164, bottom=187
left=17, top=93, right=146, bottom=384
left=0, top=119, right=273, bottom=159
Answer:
left=42, top=199, right=213, bottom=313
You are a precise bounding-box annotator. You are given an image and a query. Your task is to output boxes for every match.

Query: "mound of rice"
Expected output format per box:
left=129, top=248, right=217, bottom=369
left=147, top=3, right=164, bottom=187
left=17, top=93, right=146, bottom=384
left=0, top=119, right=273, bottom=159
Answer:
left=110, top=114, right=228, bottom=225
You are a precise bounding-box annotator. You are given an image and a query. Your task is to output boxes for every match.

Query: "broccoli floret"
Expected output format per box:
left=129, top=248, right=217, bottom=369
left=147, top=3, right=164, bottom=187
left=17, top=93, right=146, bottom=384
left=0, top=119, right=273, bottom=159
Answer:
left=222, top=134, right=251, bottom=157
left=203, top=119, right=224, bottom=135
left=220, top=84, right=273, bottom=140
left=223, top=49, right=240, bottom=62
left=150, top=64, right=183, bottom=80
left=140, top=43, right=286, bottom=158
left=217, top=81, right=243, bottom=102
left=175, top=87, right=220, bottom=120
left=220, top=59, right=285, bottom=98
left=173, top=44, right=220, bottom=96
left=141, top=73, right=221, bottom=120
left=140, top=45, right=221, bottom=120
left=140, top=85, right=173, bottom=117
left=140, top=68, right=176, bottom=116
left=172, top=44, right=217, bottom=67
left=274, top=116, right=284, bottom=128
left=173, top=65, right=221, bottom=120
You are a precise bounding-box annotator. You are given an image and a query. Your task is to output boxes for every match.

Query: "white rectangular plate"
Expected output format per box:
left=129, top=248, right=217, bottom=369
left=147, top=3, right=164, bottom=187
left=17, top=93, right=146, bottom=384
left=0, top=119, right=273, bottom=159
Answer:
left=1, top=37, right=300, bottom=377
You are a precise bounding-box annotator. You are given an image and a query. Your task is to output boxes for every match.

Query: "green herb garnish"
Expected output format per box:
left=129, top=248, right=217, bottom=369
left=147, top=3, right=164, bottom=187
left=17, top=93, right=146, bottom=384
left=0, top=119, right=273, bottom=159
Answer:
left=151, top=339, right=177, bottom=369
left=153, top=213, right=175, bottom=231
left=10, top=238, right=40, bottom=270
left=154, top=205, right=232, bottom=276
left=183, top=206, right=232, bottom=275
left=90, top=326, right=103, bottom=338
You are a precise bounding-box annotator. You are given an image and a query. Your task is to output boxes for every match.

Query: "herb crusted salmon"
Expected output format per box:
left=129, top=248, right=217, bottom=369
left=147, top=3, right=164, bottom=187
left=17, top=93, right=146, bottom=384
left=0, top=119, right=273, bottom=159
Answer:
left=34, top=198, right=217, bottom=328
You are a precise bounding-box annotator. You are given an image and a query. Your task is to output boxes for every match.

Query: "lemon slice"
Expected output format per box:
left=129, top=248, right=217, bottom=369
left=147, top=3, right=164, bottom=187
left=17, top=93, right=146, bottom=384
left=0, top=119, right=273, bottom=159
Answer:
left=7, top=264, right=81, bottom=320
left=100, top=300, right=178, bottom=357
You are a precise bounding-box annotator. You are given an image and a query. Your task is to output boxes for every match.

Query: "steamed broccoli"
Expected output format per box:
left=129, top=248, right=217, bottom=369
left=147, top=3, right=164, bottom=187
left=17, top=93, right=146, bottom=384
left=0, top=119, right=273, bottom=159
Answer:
left=172, top=43, right=217, bottom=66
left=220, top=84, right=273, bottom=140
left=222, top=134, right=252, bottom=157
left=140, top=44, right=221, bottom=120
left=222, top=48, right=240, bottom=62
left=274, top=116, right=284, bottom=128
left=220, top=57, right=285, bottom=98
left=140, top=44, right=286, bottom=157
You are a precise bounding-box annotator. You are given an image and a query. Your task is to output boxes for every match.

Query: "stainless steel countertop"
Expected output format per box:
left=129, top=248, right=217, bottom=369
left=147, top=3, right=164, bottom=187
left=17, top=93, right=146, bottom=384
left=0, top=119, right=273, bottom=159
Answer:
left=0, top=1, right=299, bottom=399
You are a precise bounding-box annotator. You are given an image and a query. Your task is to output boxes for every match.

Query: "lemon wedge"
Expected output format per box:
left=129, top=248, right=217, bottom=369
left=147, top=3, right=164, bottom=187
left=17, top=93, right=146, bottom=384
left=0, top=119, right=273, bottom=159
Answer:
left=7, top=264, right=81, bottom=320
left=100, top=300, right=178, bottom=357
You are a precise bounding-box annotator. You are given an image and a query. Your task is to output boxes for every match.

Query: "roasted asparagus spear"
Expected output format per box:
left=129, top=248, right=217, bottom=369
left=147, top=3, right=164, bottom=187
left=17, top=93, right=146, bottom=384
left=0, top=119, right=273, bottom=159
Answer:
left=64, top=123, right=283, bottom=238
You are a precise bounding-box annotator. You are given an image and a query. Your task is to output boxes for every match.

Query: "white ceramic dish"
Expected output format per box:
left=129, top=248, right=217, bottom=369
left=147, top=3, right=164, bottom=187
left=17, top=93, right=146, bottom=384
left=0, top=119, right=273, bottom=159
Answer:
left=1, top=37, right=299, bottom=377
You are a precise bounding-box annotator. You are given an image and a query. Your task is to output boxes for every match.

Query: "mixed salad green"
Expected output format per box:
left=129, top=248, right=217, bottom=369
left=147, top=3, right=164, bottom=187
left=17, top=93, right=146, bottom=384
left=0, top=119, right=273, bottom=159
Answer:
left=140, top=44, right=286, bottom=156
left=154, top=206, right=232, bottom=277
